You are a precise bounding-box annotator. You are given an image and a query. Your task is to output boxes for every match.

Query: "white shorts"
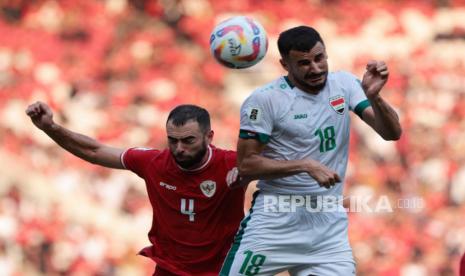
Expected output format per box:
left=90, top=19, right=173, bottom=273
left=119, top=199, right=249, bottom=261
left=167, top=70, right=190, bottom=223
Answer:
left=220, top=192, right=355, bottom=276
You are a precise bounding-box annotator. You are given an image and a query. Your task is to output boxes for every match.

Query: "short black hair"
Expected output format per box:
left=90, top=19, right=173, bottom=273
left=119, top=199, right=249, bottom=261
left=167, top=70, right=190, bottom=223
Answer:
left=166, top=104, right=211, bottom=133
left=277, top=26, right=324, bottom=58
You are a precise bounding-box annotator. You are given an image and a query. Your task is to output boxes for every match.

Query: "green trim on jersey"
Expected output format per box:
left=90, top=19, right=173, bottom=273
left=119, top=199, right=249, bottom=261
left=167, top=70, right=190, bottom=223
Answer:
left=354, top=99, right=371, bottom=118
left=220, top=192, right=260, bottom=276
left=239, top=129, right=270, bottom=144
left=284, top=76, right=295, bottom=89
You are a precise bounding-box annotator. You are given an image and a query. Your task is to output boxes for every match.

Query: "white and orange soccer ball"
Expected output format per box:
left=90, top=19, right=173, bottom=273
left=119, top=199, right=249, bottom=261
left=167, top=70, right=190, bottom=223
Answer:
left=209, top=16, right=268, bottom=69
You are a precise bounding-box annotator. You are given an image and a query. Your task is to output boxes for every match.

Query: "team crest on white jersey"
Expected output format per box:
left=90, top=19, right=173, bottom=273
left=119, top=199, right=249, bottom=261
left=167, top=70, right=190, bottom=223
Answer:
left=200, top=180, right=216, bottom=197
left=329, top=95, right=345, bottom=115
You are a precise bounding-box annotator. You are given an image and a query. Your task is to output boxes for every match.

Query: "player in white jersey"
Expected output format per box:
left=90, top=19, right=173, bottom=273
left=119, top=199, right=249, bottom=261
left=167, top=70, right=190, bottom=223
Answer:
left=220, top=26, right=402, bottom=275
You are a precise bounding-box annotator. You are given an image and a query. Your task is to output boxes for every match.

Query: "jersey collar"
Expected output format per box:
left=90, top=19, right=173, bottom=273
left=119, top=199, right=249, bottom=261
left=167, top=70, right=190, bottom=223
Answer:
left=284, top=76, right=295, bottom=89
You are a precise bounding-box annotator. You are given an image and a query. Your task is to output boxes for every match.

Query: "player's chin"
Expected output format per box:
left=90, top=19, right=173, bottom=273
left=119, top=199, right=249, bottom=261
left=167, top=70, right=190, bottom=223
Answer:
left=306, top=75, right=326, bottom=85
left=174, top=158, right=195, bottom=168
left=307, top=78, right=327, bottom=90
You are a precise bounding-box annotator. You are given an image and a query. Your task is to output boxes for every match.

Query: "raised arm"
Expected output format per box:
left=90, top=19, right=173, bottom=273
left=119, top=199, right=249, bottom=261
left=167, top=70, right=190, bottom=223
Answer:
left=360, top=61, right=402, bottom=140
left=237, top=137, right=340, bottom=189
left=26, top=101, right=125, bottom=169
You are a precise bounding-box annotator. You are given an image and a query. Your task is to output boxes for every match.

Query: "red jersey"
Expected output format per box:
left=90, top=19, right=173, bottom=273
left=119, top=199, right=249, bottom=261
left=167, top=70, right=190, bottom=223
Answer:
left=122, top=145, right=245, bottom=275
left=460, top=252, right=465, bottom=276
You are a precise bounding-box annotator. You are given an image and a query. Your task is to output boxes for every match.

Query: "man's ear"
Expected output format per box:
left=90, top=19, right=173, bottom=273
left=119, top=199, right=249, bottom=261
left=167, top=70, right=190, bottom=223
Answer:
left=206, top=130, right=214, bottom=143
left=279, top=58, right=289, bottom=71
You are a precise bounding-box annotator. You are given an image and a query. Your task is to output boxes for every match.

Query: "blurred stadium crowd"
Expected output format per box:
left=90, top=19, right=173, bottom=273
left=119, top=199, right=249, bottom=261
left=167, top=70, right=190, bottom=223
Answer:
left=1, top=0, right=465, bottom=275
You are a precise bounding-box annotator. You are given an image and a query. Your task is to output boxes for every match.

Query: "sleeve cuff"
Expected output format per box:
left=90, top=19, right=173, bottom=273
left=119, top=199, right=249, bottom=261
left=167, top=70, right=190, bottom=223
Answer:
left=354, top=99, right=371, bottom=118
left=239, top=129, right=270, bottom=144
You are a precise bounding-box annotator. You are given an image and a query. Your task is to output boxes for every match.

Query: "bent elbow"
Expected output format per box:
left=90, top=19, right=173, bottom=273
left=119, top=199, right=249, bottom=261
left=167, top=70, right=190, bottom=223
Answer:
left=237, top=164, right=253, bottom=177
left=384, top=128, right=402, bottom=141
left=237, top=158, right=259, bottom=178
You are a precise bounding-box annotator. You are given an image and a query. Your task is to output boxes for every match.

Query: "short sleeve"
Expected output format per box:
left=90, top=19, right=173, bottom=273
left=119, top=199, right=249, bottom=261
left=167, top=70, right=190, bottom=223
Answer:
left=344, top=72, right=371, bottom=118
left=224, top=150, right=237, bottom=170
left=239, top=91, right=275, bottom=143
left=121, top=147, right=159, bottom=178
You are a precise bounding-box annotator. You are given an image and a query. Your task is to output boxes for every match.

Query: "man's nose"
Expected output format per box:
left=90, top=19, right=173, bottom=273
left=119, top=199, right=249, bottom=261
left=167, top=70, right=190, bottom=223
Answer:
left=310, top=62, right=322, bottom=73
left=175, top=143, right=185, bottom=153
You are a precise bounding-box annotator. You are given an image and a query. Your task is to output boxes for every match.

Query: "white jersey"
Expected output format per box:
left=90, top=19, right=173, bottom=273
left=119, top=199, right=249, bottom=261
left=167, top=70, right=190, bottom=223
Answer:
left=239, top=71, right=370, bottom=195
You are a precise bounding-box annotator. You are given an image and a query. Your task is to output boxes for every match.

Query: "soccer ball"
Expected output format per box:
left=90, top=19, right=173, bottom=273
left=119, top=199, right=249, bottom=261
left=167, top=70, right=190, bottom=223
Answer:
left=209, top=16, right=268, bottom=69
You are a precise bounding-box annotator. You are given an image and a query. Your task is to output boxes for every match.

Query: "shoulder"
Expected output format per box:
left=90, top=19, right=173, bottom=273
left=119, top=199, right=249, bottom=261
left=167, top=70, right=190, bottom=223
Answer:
left=123, top=147, right=165, bottom=162
left=211, top=146, right=236, bottom=166
left=245, top=77, right=293, bottom=103
left=330, top=70, right=358, bottom=80
left=121, top=147, right=167, bottom=173
left=125, top=147, right=162, bottom=155
left=211, top=146, right=236, bottom=159
left=329, top=71, right=360, bottom=85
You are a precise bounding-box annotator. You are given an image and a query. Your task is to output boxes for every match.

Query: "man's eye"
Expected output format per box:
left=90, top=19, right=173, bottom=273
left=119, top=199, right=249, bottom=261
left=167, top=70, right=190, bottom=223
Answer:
left=184, top=138, right=195, bottom=144
left=315, top=54, right=324, bottom=62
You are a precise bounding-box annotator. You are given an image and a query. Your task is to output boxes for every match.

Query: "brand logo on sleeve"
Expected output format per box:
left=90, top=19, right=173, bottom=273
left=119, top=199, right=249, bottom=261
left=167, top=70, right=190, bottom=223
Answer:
left=329, top=95, right=345, bottom=115
left=160, top=182, right=177, bottom=190
left=200, top=180, right=216, bottom=198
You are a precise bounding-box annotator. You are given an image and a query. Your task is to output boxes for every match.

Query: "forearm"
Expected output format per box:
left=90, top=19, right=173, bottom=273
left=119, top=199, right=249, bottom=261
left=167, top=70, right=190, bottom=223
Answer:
left=238, top=155, right=309, bottom=180
left=43, top=123, right=104, bottom=164
left=368, top=95, right=402, bottom=140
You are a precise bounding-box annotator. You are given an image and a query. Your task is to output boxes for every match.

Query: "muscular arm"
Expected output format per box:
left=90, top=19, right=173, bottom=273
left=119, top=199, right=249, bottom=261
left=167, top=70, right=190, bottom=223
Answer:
left=26, top=101, right=125, bottom=169
left=361, top=97, right=402, bottom=141
left=237, top=138, right=340, bottom=188
left=361, top=61, right=402, bottom=140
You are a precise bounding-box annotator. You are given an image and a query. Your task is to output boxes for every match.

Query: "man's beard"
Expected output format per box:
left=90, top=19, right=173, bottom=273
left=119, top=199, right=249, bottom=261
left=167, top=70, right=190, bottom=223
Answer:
left=173, top=143, right=208, bottom=169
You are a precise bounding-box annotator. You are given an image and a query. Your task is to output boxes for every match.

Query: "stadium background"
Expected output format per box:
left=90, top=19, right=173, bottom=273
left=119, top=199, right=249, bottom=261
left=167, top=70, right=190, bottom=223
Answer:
left=1, top=0, right=465, bottom=275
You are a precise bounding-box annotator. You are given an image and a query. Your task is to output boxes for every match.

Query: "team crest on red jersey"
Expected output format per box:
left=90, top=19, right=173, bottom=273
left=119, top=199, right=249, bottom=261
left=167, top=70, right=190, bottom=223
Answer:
left=200, top=180, right=216, bottom=198
left=329, top=95, right=345, bottom=115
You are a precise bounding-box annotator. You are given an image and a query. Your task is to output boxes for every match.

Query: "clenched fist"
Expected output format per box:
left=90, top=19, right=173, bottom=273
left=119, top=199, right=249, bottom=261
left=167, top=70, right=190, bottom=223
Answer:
left=25, top=101, right=55, bottom=131
left=362, top=60, right=389, bottom=100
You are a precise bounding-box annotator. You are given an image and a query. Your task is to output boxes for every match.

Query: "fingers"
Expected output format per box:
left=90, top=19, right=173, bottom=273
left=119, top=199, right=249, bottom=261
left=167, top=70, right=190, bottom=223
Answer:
left=377, top=62, right=389, bottom=77
left=26, top=102, right=42, bottom=117
left=25, top=101, right=50, bottom=117
left=308, top=161, right=342, bottom=189
left=319, top=172, right=341, bottom=189
left=366, top=60, right=377, bottom=71
left=334, top=173, right=341, bottom=183
left=366, top=60, right=389, bottom=77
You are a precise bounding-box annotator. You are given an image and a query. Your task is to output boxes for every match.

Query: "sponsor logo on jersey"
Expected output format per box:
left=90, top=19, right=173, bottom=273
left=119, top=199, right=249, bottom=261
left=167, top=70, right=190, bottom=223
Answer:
left=160, top=182, right=177, bottom=190
left=329, top=95, right=345, bottom=115
left=200, top=180, right=216, bottom=198
left=294, top=113, right=307, bottom=119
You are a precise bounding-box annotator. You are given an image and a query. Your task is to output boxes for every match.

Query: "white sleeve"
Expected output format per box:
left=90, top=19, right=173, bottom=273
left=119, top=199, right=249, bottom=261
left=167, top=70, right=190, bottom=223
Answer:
left=239, top=91, right=274, bottom=143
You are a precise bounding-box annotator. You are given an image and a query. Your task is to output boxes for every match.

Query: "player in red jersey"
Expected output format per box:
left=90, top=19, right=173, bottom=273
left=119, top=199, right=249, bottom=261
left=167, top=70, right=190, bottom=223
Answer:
left=26, top=102, right=247, bottom=276
left=460, top=251, right=465, bottom=276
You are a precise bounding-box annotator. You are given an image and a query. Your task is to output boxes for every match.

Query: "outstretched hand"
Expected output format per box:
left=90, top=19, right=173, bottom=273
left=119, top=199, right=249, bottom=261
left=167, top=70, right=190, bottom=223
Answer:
left=362, top=60, right=389, bottom=99
left=25, top=101, right=55, bottom=130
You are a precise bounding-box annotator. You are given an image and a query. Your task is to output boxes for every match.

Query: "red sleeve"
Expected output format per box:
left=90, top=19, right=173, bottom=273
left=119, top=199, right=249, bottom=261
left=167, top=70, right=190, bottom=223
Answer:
left=121, top=147, right=160, bottom=178
left=224, top=150, right=237, bottom=169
